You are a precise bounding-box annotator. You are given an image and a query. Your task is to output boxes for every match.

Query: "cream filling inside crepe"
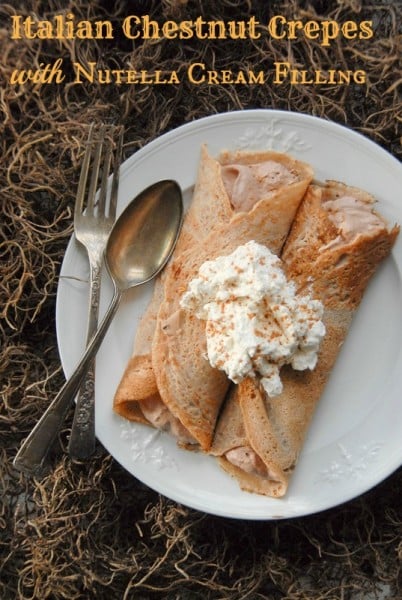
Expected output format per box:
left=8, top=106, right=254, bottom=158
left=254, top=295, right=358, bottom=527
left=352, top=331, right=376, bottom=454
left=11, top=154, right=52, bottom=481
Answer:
left=225, top=446, right=268, bottom=477
left=323, top=194, right=385, bottom=249
left=141, top=397, right=196, bottom=444
left=221, top=161, right=298, bottom=211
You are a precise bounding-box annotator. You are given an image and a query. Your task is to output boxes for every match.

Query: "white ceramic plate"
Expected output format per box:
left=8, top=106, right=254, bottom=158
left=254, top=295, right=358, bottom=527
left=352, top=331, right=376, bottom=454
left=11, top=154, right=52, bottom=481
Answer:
left=56, top=110, right=402, bottom=519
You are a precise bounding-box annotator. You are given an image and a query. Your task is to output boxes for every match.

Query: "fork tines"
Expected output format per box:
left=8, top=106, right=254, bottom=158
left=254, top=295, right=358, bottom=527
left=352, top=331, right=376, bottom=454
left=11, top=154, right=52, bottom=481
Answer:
left=75, top=123, right=124, bottom=221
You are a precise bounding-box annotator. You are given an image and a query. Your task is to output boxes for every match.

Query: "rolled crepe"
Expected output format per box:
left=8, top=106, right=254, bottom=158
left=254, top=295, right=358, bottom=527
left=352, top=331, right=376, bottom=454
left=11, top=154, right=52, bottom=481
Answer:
left=114, top=146, right=314, bottom=450
left=211, top=181, right=399, bottom=496
left=113, top=144, right=234, bottom=426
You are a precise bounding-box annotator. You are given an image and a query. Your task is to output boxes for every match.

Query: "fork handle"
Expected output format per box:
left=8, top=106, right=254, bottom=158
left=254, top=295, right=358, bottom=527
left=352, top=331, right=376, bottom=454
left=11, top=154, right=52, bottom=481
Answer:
left=68, top=261, right=102, bottom=459
left=13, top=288, right=122, bottom=475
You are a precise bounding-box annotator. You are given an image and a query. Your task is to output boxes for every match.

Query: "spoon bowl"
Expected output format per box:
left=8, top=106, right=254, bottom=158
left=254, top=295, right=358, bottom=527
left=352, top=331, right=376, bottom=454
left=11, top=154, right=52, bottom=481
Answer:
left=14, top=179, right=183, bottom=474
left=107, top=180, right=183, bottom=289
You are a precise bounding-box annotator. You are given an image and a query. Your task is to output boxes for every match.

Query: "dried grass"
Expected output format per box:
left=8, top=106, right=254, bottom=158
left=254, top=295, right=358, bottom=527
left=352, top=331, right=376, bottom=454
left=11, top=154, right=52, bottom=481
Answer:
left=1, top=1, right=401, bottom=598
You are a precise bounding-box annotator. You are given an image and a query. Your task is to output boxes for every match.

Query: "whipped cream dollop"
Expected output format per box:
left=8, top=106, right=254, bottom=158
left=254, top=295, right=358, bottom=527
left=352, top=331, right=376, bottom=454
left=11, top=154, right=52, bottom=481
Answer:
left=180, top=241, right=326, bottom=397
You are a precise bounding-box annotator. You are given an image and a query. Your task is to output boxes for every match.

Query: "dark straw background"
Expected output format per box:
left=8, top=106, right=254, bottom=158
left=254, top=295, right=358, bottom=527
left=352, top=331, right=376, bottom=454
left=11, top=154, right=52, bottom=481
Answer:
left=1, top=1, right=401, bottom=598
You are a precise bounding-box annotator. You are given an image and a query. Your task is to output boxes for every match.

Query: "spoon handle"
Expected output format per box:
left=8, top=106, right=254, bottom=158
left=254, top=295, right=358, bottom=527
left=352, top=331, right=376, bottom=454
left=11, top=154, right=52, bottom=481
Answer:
left=13, top=287, right=122, bottom=475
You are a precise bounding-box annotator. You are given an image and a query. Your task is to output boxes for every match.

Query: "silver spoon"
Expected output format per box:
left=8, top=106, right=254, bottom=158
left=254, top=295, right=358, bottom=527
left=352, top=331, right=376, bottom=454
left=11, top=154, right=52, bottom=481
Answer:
left=14, top=179, right=183, bottom=474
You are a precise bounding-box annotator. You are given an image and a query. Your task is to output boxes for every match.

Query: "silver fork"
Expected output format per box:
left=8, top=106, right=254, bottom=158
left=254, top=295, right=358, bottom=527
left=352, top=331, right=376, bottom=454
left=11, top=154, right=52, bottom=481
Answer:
left=68, top=123, right=124, bottom=459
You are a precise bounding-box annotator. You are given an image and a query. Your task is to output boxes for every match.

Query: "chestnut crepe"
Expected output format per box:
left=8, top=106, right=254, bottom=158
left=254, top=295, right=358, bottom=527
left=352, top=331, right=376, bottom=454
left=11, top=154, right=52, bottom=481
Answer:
left=211, top=182, right=399, bottom=496
left=114, top=146, right=314, bottom=450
